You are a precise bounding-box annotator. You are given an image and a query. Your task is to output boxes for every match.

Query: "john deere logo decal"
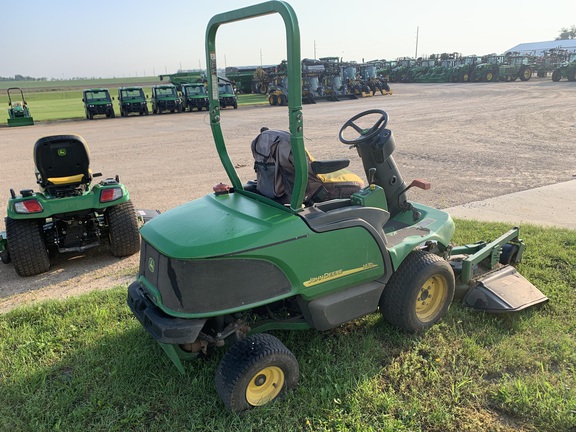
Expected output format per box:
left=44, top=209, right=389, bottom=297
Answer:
left=148, top=257, right=155, bottom=273
left=57, top=149, right=67, bottom=157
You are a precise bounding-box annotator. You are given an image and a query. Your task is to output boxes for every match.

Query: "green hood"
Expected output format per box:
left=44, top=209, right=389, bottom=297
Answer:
left=140, top=192, right=306, bottom=259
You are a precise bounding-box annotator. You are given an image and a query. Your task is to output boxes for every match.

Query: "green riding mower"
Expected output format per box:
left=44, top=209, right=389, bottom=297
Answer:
left=6, top=87, right=34, bottom=127
left=0, top=134, right=141, bottom=276
left=126, top=1, right=548, bottom=413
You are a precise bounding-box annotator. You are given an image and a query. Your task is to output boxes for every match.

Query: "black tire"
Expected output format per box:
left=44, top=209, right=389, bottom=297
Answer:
left=88, top=111, right=94, bottom=120
left=233, top=102, right=238, bottom=109
left=215, top=333, right=299, bottom=413
left=106, top=201, right=140, bottom=257
left=552, top=69, right=561, bottom=82
left=568, top=69, right=576, bottom=82
left=5, top=218, right=50, bottom=277
left=519, top=66, right=532, bottom=81
left=110, top=109, right=115, bottom=118
left=144, top=106, right=149, bottom=115
left=380, top=250, right=455, bottom=332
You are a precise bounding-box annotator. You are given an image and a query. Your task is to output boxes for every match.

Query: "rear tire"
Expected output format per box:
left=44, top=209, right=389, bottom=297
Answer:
left=6, top=218, right=50, bottom=277
left=215, top=333, right=299, bottom=413
left=380, top=250, right=455, bottom=332
left=106, top=201, right=140, bottom=257
left=552, top=69, right=561, bottom=82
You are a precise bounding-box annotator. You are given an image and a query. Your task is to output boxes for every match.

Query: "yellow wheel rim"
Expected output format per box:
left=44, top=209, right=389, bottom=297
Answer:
left=246, top=366, right=285, bottom=406
left=415, top=275, right=448, bottom=322
left=487, top=72, right=493, bottom=81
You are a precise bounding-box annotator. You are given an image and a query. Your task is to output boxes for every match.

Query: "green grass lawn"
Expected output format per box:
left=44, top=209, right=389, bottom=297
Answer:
left=1, top=220, right=575, bottom=432
left=0, top=78, right=268, bottom=122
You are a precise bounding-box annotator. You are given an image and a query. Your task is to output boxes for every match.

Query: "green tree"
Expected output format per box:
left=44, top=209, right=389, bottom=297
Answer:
left=556, top=25, right=576, bottom=40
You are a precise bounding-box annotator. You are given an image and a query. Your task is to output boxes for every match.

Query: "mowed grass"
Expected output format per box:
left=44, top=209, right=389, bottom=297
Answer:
left=1, top=220, right=575, bottom=431
left=0, top=78, right=268, bottom=122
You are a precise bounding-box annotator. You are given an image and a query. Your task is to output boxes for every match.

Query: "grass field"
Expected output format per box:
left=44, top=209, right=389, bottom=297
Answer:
left=1, top=220, right=575, bottom=431
left=0, top=78, right=268, bottom=122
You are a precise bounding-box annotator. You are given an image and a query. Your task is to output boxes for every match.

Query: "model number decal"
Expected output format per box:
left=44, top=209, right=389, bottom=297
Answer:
left=304, top=263, right=377, bottom=287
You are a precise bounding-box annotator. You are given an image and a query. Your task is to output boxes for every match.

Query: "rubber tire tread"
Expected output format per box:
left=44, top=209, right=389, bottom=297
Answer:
left=107, top=201, right=140, bottom=257
left=6, top=218, right=50, bottom=277
left=215, top=333, right=299, bottom=413
left=380, top=250, right=455, bottom=333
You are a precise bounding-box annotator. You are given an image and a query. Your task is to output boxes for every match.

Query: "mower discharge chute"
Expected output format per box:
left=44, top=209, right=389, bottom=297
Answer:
left=6, top=88, right=34, bottom=127
left=126, top=1, right=547, bottom=413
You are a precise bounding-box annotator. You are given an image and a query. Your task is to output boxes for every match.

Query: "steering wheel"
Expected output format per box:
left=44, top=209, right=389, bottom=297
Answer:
left=338, top=109, right=389, bottom=145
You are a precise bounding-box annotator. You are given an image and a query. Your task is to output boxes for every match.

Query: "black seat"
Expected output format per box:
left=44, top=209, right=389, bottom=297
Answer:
left=34, top=134, right=92, bottom=193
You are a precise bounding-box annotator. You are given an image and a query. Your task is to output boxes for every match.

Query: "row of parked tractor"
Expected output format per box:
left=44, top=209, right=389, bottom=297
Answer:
left=82, top=81, right=237, bottom=120
left=377, top=51, right=576, bottom=84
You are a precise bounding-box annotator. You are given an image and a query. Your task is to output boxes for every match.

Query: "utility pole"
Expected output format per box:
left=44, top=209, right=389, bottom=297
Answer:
left=415, top=26, right=419, bottom=59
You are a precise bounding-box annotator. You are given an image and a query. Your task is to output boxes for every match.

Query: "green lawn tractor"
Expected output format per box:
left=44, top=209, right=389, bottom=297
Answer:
left=127, top=1, right=548, bottom=413
left=1, top=134, right=140, bottom=276
left=6, top=87, right=34, bottom=127
left=181, top=83, right=209, bottom=112
left=82, top=89, right=115, bottom=120
left=151, top=84, right=183, bottom=114
left=118, top=86, right=149, bottom=117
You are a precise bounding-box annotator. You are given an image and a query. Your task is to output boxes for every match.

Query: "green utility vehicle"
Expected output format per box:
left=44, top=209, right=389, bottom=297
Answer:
left=82, top=88, right=115, bottom=119
left=151, top=84, right=183, bottom=114
left=118, top=86, right=149, bottom=116
left=1, top=134, right=140, bottom=276
left=181, top=83, right=209, bottom=111
left=217, top=81, right=238, bottom=109
left=6, top=87, right=34, bottom=127
left=127, top=1, right=547, bottom=413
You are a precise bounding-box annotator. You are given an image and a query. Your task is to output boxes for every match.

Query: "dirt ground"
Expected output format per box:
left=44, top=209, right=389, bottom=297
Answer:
left=1, top=80, right=575, bottom=313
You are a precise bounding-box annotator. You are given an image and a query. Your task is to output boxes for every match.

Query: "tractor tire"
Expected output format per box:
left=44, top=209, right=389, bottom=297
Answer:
left=215, top=333, right=299, bottom=413
left=460, top=71, right=470, bottom=82
left=233, top=102, right=238, bottom=109
left=6, top=218, right=50, bottom=277
left=144, top=106, right=149, bottom=115
left=551, top=70, right=561, bottom=82
left=379, top=250, right=455, bottom=333
left=519, top=66, right=532, bottom=81
left=106, top=201, right=140, bottom=257
left=568, top=69, right=576, bottom=82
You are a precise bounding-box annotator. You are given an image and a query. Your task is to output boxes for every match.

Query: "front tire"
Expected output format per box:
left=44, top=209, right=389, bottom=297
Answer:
left=6, top=218, right=50, bottom=277
left=380, top=250, right=455, bottom=332
left=106, top=201, right=140, bottom=257
left=215, top=333, right=299, bottom=413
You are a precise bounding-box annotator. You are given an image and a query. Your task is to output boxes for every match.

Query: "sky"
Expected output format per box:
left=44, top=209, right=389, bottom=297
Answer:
left=2, top=0, right=575, bottom=79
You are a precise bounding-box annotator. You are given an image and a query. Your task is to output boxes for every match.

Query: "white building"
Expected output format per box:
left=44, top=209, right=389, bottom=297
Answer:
left=505, top=40, right=576, bottom=55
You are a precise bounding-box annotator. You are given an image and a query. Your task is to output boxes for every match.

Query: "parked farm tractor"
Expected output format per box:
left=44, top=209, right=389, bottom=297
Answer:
left=126, top=1, right=547, bottom=414
left=551, top=53, right=576, bottom=81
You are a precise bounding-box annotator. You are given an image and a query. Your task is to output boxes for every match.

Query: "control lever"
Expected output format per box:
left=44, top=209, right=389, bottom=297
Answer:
left=399, top=179, right=431, bottom=221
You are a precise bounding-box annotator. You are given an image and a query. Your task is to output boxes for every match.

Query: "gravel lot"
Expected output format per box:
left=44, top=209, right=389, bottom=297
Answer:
left=1, top=80, right=575, bottom=311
